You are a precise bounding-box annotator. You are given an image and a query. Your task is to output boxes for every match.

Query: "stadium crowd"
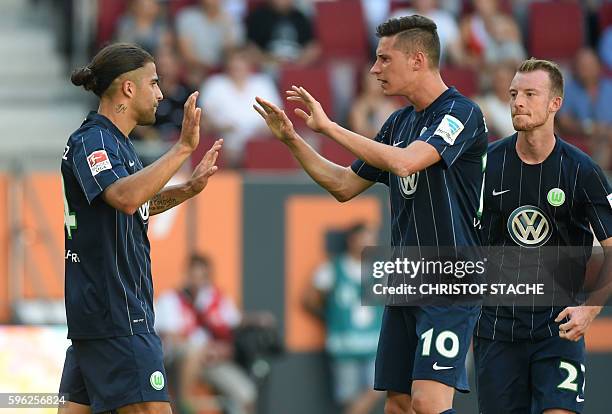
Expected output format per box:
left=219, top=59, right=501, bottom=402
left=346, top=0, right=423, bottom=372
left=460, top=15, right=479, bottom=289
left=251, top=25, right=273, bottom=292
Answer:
left=94, top=0, right=612, bottom=169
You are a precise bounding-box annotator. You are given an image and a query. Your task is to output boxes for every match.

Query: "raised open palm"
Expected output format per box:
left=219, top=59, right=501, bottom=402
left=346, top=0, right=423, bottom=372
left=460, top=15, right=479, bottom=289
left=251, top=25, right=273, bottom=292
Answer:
left=253, top=96, right=297, bottom=143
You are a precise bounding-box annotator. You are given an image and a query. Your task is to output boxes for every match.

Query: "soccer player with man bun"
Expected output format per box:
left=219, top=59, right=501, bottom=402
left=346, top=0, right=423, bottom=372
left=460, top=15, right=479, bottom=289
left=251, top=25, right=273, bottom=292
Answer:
left=255, top=15, right=488, bottom=414
left=58, top=43, right=222, bottom=414
left=475, top=58, right=612, bottom=414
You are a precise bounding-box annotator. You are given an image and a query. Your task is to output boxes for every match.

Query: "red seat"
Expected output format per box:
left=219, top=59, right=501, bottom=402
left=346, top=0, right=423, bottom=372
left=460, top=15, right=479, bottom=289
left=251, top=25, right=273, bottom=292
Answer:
left=190, top=134, right=227, bottom=170
left=314, top=0, right=369, bottom=63
left=278, top=65, right=333, bottom=128
left=528, top=1, right=584, bottom=61
left=440, top=67, right=478, bottom=97
left=243, top=138, right=299, bottom=170
left=96, top=0, right=127, bottom=47
left=320, top=139, right=357, bottom=167
left=600, top=3, right=612, bottom=32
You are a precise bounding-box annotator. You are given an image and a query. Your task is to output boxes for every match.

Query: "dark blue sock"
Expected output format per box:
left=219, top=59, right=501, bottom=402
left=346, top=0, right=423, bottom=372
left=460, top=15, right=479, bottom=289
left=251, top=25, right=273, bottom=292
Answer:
left=439, top=410, right=456, bottom=414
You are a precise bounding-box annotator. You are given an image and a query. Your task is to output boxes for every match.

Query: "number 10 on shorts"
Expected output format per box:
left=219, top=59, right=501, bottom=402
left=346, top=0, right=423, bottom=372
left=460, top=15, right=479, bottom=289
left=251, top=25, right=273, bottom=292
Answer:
left=421, top=328, right=460, bottom=358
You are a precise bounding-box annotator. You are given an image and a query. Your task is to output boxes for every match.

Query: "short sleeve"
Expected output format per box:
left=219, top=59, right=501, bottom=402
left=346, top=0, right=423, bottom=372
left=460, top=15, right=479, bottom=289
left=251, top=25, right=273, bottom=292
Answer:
left=313, top=262, right=335, bottom=292
left=582, top=163, right=612, bottom=242
left=417, top=102, right=484, bottom=168
left=350, top=112, right=398, bottom=185
left=71, top=129, right=129, bottom=204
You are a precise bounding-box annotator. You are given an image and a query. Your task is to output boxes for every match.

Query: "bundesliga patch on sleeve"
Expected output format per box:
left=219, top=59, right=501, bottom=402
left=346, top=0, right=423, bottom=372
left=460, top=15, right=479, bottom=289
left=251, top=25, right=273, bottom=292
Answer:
left=434, top=114, right=465, bottom=145
left=87, top=150, right=112, bottom=176
left=607, top=193, right=612, bottom=209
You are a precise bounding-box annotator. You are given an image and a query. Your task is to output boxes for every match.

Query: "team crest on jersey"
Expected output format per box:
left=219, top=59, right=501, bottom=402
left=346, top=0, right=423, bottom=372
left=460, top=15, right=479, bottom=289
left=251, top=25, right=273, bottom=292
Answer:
left=434, top=114, right=464, bottom=145
left=399, top=172, right=420, bottom=198
left=138, top=201, right=150, bottom=222
left=547, top=188, right=565, bottom=207
left=507, top=205, right=551, bottom=247
left=87, top=150, right=112, bottom=176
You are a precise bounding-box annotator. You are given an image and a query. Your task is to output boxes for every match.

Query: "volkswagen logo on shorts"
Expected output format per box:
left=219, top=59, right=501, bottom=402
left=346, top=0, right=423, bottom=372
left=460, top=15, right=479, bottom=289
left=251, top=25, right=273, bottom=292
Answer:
left=399, top=172, right=419, bottom=198
left=507, top=205, right=551, bottom=247
left=138, top=201, right=150, bottom=222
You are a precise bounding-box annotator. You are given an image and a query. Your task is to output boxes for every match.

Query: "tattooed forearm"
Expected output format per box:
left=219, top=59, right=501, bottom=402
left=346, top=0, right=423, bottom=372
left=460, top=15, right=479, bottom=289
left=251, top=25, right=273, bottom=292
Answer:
left=149, top=193, right=181, bottom=215
left=115, top=104, right=127, bottom=113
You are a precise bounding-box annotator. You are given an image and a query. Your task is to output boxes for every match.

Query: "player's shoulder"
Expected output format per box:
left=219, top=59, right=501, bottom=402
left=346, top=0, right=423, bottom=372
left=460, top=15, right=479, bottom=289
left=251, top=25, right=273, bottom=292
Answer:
left=485, top=134, right=516, bottom=166
left=487, top=134, right=515, bottom=153
left=557, top=136, right=598, bottom=168
left=438, top=87, right=483, bottom=116
left=71, top=118, right=120, bottom=149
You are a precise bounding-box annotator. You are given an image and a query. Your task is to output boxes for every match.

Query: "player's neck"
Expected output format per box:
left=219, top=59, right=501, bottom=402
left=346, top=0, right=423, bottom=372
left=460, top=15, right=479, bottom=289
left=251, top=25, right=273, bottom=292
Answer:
left=408, top=73, right=448, bottom=112
left=515, top=128, right=556, bottom=165
left=98, top=100, right=137, bottom=139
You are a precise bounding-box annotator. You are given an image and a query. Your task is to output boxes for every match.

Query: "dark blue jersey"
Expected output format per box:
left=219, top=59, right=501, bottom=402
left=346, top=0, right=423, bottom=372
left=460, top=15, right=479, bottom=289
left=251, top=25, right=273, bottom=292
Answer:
left=476, top=134, right=612, bottom=341
left=61, top=112, right=154, bottom=339
left=351, top=87, right=488, bottom=248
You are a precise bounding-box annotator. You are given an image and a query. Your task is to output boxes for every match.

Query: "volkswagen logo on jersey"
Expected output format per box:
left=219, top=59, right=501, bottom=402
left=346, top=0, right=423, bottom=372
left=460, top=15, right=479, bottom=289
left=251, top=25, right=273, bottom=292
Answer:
left=507, top=205, right=551, bottom=247
left=399, top=172, right=420, bottom=198
left=139, top=201, right=150, bottom=222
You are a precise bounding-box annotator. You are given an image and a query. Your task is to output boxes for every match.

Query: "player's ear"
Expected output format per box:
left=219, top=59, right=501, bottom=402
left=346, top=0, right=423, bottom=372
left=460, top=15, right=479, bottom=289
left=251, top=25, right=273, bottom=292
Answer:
left=549, top=95, right=562, bottom=113
left=121, top=79, right=135, bottom=99
left=412, top=51, right=426, bottom=71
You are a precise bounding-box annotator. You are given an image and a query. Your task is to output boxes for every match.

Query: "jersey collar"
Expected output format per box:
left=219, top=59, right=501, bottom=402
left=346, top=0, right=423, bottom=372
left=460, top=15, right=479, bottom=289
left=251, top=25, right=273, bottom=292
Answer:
left=83, top=111, right=130, bottom=141
left=416, top=87, right=457, bottom=114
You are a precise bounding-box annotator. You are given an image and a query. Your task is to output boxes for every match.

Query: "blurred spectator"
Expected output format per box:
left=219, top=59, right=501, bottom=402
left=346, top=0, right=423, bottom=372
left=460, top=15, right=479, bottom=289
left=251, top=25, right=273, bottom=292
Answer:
left=155, top=254, right=256, bottom=414
left=114, top=0, right=172, bottom=54
left=474, top=64, right=516, bottom=139
left=199, top=47, right=282, bottom=167
left=303, top=223, right=383, bottom=414
left=557, top=48, right=612, bottom=168
left=391, top=0, right=465, bottom=65
left=176, top=0, right=244, bottom=86
left=134, top=47, right=195, bottom=145
left=599, top=26, right=612, bottom=71
left=245, top=0, right=320, bottom=70
left=348, top=66, right=402, bottom=138
left=361, top=0, right=390, bottom=50
left=459, top=0, right=525, bottom=69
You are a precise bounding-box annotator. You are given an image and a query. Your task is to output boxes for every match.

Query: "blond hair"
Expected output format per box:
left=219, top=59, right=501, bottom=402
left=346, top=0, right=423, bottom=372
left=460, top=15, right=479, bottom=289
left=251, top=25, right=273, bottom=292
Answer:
left=517, top=58, right=564, bottom=98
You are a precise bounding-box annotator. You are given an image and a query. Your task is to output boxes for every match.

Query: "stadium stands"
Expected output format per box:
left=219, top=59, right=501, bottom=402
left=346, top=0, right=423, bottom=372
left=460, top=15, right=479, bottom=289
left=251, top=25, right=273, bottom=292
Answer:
left=440, top=66, right=478, bottom=98
left=528, top=1, right=584, bottom=61
left=243, top=137, right=299, bottom=170
left=314, top=0, right=369, bottom=64
left=278, top=64, right=334, bottom=129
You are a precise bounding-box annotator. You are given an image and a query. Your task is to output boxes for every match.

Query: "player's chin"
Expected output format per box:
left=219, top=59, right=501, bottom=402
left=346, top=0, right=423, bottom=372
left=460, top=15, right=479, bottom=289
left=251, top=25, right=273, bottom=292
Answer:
left=138, top=112, right=157, bottom=126
left=512, top=121, right=531, bottom=131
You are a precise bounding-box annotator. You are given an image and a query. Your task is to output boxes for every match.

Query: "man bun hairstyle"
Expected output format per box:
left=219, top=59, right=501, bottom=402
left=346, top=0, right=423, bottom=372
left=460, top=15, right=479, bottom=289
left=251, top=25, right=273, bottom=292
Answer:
left=376, top=15, right=441, bottom=68
left=71, top=43, right=154, bottom=97
left=517, top=57, right=564, bottom=98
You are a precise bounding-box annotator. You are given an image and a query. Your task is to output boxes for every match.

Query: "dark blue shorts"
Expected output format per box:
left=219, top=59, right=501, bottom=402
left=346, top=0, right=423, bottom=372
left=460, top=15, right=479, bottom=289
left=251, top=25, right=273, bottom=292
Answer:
left=374, top=305, right=479, bottom=395
left=474, top=335, right=586, bottom=414
left=59, top=333, right=170, bottom=413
